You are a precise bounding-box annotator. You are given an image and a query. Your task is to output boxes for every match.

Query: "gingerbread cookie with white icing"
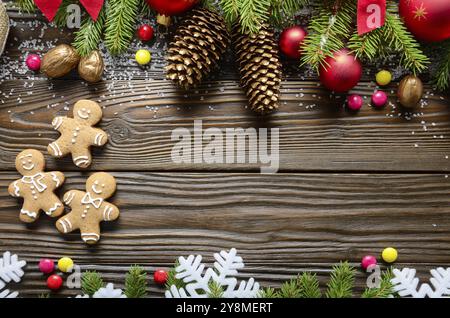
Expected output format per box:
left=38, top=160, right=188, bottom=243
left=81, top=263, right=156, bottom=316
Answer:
left=8, top=149, right=65, bottom=223
left=48, top=100, right=108, bottom=168
left=56, top=172, right=119, bottom=244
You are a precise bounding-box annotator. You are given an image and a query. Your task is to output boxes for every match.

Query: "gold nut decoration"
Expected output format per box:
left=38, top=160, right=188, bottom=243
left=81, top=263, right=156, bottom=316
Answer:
left=41, top=44, right=80, bottom=78
left=397, top=75, right=423, bottom=108
left=78, top=50, right=104, bottom=83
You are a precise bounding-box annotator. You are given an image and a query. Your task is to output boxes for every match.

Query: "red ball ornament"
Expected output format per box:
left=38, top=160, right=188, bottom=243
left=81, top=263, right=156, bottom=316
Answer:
left=26, top=54, right=41, bottom=71
left=138, top=24, right=154, bottom=42
left=47, top=274, right=63, bottom=290
left=361, top=255, right=377, bottom=270
left=319, top=49, right=362, bottom=93
left=38, top=258, right=55, bottom=274
left=154, top=269, right=168, bottom=285
left=371, top=90, right=388, bottom=108
left=146, top=0, right=199, bottom=25
left=347, top=94, right=363, bottom=111
left=399, top=0, right=450, bottom=42
left=279, top=25, right=307, bottom=59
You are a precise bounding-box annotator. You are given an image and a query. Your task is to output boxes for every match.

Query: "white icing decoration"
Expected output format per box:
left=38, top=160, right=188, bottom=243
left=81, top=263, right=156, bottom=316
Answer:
left=81, top=193, right=103, bottom=209
left=13, top=181, right=20, bottom=197
left=77, top=109, right=90, bottom=119
left=58, top=218, right=72, bottom=233
left=94, top=133, right=104, bottom=145
left=46, top=203, right=61, bottom=215
left=51, top=172, right=60, bottom=187
left=52, top=117, right=63, bottom=130
left=64, top=192, right=75, bottom=205
left=20, top=209, right=37, bottom=219
left=21, top=173, right=47, bottom=193
left=81, top=233, right=100, bottom=243
left=22, top=163, right=35, bottom=171
left=92, top=183, right=102, bottom=194
left=74, top=156, right=90, bottom=167
left=103, top=206, right=113, bottom=221
left=49, top=142, right=62, bottom=156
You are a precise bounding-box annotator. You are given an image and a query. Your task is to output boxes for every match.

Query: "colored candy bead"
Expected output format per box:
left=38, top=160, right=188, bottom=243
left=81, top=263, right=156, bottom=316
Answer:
left=382, top=247, right=398, bottom=263
left=47, top=274, right=63, bottom=290
left=361, top=255, right=377, bottom=270
left=347, top=94, right=363, bottom=111
left=26, top=54, right=41, bottom=71
left=39, top=258, right=55, bottom=274
left=371, top=91, right=388, bottom=108
left=154, top=269, right=168, bottom=285
left=57, top=257, right=74, bottom=273
left=135, top=49, right=151, bottom=65
left=376, top=70, right=392, bottom=86
left=138, top=24, right=154, bottom=42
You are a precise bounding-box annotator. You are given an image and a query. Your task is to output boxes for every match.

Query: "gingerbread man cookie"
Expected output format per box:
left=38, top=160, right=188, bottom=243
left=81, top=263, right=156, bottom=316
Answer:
left=56, top=172, right=119, bottom=244
left=8, top=149, right=65, bottom=223
left=48, top=100, right=108, bottom=168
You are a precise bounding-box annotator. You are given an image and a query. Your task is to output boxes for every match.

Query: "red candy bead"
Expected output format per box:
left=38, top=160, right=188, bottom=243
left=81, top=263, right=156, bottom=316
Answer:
left=371, top=90, right=388, bottom=108
left=47, top=274, right=63, bottom=290
left=26, top=54, right=41, bottom=71
left=347, top=94, right=363, bottom=111
left=361, top=255, right=377, bottom=270
left=138, top=24, right=154, bottom=42
left=154, top=269, right=168, bottom=285
left=39, top=258, right=55, bottom=274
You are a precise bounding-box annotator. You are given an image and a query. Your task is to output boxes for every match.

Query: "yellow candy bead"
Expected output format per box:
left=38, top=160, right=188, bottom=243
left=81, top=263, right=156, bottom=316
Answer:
left=376, top=70, right=392, bottom=86
left=381, top=247, right=398, bottom=263
left=58, top=257, right=74, bottom=273
left=135, top=49, right=151, bottom=65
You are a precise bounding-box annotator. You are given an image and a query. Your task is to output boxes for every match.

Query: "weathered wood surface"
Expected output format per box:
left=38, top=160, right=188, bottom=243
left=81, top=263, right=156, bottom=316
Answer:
left=1, top=4, right=450, bottom=298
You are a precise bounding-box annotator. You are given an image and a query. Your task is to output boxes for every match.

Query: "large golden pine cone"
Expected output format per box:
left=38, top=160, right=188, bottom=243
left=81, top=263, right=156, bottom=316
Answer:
left=232, top=24, right=282, bottom=114
left=166, top=7, right=230, bottom=89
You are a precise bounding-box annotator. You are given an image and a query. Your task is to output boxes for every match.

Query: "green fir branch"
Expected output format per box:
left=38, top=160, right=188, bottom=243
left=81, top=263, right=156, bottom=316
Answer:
left=258, top=287, right=280, bottom=298
left=220, top=0, right=240, bottom=28
left=325, top=262, right=355, bottom=298
left=362, top=268, right=394, bottom=298
left=238, top=0, right=271, bottom=35
left=124, top=266, right=148, bottom=298
left=165, top=261, right=186, bottom=290
left=298, top=272, right=322, bottom=298
left=301, top=0, right=356, bottom=70
left=104, top=0, right=139, bottom=55
left=81, top=271, right=105, bottom=296
left=207, top=281, right=225, bottom=298
left=53, top=0, right=73, bottom=28
left=433, top=46, right=450, bottom=91
left=15, top=0, right=35, bottom=12
left=73, top=8, right=105, bottom=56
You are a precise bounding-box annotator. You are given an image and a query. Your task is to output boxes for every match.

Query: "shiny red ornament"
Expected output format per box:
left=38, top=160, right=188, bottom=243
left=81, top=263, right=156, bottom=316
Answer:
left=138, top=24, right=154, bottom=42
left=361, top=255, right=377, bottom=270
left=145, top=0, right=199, bottom=16
left=153, top=269, right=168, bottom=285
left=319, top=49, right=362, bottom=93
left=399, top=0, right=450, bottom=42
left=47, top=274, right=63, bottom=290
left=279, top=25, right=307, bottom=59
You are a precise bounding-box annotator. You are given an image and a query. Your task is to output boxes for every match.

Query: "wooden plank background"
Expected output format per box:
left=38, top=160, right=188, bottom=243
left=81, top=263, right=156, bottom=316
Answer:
left=0, top=4, right=449, bottom=297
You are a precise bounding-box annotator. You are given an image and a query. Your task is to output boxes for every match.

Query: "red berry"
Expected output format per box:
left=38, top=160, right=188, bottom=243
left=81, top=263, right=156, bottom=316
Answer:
left=38, top=258, right=55, bottom=274
left=26, top=54, right=41, bottom=71
left=47, top=274, right=63, bottom=290
left=154, top=269, right=168, bottom=285
left=138, top=24, right=154, bottom=42
left=361, top=255, right=377, bottom=270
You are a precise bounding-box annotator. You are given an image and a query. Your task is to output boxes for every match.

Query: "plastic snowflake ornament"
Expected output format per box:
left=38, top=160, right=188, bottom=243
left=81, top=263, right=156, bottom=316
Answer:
left=0, top=251, right=27, bottom=298
left=93, top=283, right=126, bottom=298
left=165, top=248, right=260, bottom=298
left=391, top=267, right=450, bottom=298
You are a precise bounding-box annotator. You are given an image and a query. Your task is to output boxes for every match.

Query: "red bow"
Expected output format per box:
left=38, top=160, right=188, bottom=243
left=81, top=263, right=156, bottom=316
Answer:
left=357, top=0, right=386, bottom=35
left=34, top=0, right=104, bottom=22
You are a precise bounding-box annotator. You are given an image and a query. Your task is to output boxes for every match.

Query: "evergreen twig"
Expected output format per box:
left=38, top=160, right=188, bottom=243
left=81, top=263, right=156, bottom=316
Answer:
left=207, top=281, right=225, bottom=298
left=15, top=0, right=35, bottom=13
left=73, top=8, right=105, bottom=56
left=81, top=271, right=105, bottom=296
left=165, top=261, right=186, bottom=290
left=325, top=262, right=355, bottom=298
left=362, top=268, right=394, bottom=298
left=124, top=266, right=148, bottom=298
left=298, top=272, right=322, bottom=298
left=433, top=43, right=450, bottom=91
left=53, top=0, right=73, bottom=28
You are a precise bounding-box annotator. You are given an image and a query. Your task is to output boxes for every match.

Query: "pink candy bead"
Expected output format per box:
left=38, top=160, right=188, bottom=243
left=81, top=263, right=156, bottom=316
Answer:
left=361, top=255, right=377, bottom=270
left=26, top=54, right=41, bottom=71
left=371, top=90, right=388, bottom=108
left=39, top=258, right=55, bottom=274
left=347, top=94, right=363, bottom=111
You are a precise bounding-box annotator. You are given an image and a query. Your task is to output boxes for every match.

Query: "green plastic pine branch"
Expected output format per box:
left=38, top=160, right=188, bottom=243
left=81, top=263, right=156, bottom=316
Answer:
left=207, top=281, right=225, bottom=298
left=52, top=0, right=73, bottom=27
left=362, top=268, right=394, bottom=298
left=73, top=8, right=105, bottom=56
left=434, top=45, right=450, bottom=91
left=81, top=270, right=105, bottom=296
left=325, top=262, right=356, bottom=298
left=165, top=261, right=186, bottom=290
left=124, top=266, right=148, bottom=298
left=15, top=0, right=35, bottom=13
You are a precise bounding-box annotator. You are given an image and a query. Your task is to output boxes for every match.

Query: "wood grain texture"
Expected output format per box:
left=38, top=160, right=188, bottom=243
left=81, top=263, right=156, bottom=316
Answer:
left=1, top=172, right=450, bottom=296
left=1, top=80, right=449, bottom=172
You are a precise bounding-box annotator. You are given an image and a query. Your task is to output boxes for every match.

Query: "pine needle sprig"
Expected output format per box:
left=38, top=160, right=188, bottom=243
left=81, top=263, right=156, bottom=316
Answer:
left=298, top=272, right=322, bottom=298
left=270, top=0, right=308, bottom=27
left=15, top=0, right=35, bottom=13
left=165, top=261, right=186, bottom=290
left=104, top=0, right=139, bottom=55
left=53, top=0, right=73, bottom=28
left=362, top=268, right=394, bottom=298
left=278, top=277, right=302, bottom=298
left=258, top=287, right=280, bottom=298
left=73, top=8, right=105, bottom=56
left=433, top=45, right=450, bottom=91
left=301, top=0, right=355, bottom=70
left=81, top=270, right=105, bottom=296
left=207, top=281, right=225, bottom=298
left=238, top=0, right=271, bottom=35
left=325, top=262, right=355, bottom=298
left=124, top=266, right=148, bottom=298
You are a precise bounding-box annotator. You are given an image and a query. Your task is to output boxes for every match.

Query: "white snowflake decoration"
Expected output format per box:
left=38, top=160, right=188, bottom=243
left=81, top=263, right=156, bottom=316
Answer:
left=0, top=251, right=26, bottom=298
left=165, top=248, right=260, bottom=298
left=391, top=267, right=450, bottom=298
left=92, top=283, right=126, bottom=298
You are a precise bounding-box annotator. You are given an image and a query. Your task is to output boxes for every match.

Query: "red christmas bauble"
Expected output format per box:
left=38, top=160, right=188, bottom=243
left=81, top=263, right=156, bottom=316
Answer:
left=145, top=0, right=199, bottom=16
left=279, top=25, right=307, bottom=59
left=138, top=24, right=154, bottom=42
left=319, top=49, right=362, bottom=93
left=47, top=274, right=63, bottom=290
left=154, top=269, right=168, bottom=285
left=399, top=0, right=450, bottom=42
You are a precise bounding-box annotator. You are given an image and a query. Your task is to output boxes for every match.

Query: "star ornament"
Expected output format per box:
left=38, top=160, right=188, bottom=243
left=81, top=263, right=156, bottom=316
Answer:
left=413, top=3, right=428, bottom=21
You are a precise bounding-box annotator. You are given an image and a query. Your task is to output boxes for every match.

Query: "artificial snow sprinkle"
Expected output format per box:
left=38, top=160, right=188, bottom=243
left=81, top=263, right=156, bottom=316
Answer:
left=391, top=267, right=450, bottom=298
left=165, top=248, right=260, bottom=298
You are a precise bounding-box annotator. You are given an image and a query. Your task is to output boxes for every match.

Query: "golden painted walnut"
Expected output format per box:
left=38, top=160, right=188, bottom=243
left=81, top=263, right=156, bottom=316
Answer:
left=48, top=100, right=108, bottom=168
left=56, top=172, right=119, bottom=244
left=8, top=149, right=65, bottom=223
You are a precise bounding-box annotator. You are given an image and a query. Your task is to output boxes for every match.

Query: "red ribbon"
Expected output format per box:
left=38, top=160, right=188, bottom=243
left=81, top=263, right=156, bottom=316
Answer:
left=357, top=0, right=386, bottom=35
left=34, top=0, right=104, bottom=22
